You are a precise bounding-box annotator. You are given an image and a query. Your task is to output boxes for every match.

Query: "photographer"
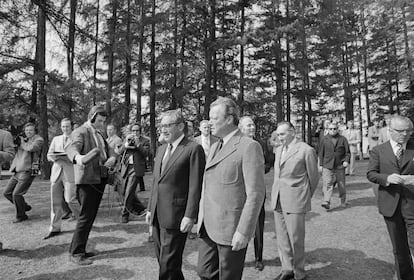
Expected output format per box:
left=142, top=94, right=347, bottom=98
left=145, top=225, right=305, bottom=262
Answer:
left=117, top=123, right=149, bottom=223
left=3, top=122, right=44, bottom=223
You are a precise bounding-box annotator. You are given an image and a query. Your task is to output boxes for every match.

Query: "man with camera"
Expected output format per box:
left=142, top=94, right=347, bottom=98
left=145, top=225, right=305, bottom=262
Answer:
left=3, top=122, right=44, bottom=223
left=66, top=105, right=117, bottom=265
left=117, top=123, right=149, bottom=223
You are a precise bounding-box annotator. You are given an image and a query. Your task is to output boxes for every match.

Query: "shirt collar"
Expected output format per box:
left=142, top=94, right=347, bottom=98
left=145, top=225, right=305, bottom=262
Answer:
left=222, top=128, right=239, bottom=145
left=390, top=138, right=407, bottom=150
left=170, top=133, right=185, bottom=151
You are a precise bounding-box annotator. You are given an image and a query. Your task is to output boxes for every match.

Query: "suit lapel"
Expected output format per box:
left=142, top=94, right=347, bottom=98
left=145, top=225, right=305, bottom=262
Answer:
left=400, top=140, right=414, bottom=170
left=206, top=131, right=240, bottom=169
left=279, top=140, right=299, bottom=168
left=383, top=142, right=399, bottom=170
left=159, top=138, right=187, bottom=180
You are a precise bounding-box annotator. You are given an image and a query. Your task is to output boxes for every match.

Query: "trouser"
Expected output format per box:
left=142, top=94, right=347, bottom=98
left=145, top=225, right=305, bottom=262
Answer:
left=3, top=171, right=34, bottom=219
left=274, top=206, right=306, bottom=280
left=197, top=225, right=247, bottom=280
left=49, top=177, right=80, bottom=232
left=152, top=215, right=187, bottom=280
left=322, top=167, right=346, bottom=203
left=69, top=182, right=105, bottom=256
left=254, top=201, right=265, bottom=262
left=121, top=167, right=146, bottom=217
left=384, top=197, right=414, bottom=280
left=346, top=152, right=357, bottom=174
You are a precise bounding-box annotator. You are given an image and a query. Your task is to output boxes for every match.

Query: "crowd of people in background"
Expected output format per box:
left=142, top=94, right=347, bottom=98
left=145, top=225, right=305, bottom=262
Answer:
left=0, top=103, right=413, bottom=280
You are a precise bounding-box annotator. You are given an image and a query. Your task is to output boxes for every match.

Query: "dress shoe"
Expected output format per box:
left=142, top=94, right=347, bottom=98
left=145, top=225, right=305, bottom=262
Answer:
left=274, top=271, right=294, bottom=280
left=321, top=201, right=330, bottom=210
left=43, top=231, right=61, bottom=240
left=0, top=241, right=3, bottom=251
left=121, top=216, right=129, bottom=224
left=62, top=211, right=72, bottom=220
left=13, top=216, right=28, bottom=223
left=69, top=255, right=93, bottom=266
left=25, top=204, right=32, bottom=212
left=84, top=251, right=98, bottom=258
left=255, top=260, right=265, bottom=271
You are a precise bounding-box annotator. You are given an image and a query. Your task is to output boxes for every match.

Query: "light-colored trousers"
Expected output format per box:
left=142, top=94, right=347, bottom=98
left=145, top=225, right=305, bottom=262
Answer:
left=274, top=209, right=306, bottom=280
left=322, top=167, right=346, bottom=203
left=49, top=174, right=80, bottom=232
left=346, top=152, right=357, bottom=175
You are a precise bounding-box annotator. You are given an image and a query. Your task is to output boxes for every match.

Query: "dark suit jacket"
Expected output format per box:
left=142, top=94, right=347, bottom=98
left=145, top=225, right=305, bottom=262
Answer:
left=367, top=140, right=414, bottom=217
left=119, top=136, right=150, bottom=177
left=148, top=137, right=205, bottom=229
left=318, top=134, right=350, bottom=169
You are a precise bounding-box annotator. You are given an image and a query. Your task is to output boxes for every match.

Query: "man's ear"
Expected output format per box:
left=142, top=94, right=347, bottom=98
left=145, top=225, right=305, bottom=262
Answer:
left=178, top=122, right=185, bottom=131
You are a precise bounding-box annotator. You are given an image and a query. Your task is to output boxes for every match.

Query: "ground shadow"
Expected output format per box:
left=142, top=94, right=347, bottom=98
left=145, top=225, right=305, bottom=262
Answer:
left=328, top=196, right=377, bottom=213
left=92, top=222, right=148, bottom=235
left=244, top=256, right=282, bottom=269
left=18, top=265, right=135, bottom=280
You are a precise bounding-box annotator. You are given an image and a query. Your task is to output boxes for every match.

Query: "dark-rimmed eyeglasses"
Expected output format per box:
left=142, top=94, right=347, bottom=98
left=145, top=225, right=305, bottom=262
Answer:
left=159, top=122, right=180, bottom=129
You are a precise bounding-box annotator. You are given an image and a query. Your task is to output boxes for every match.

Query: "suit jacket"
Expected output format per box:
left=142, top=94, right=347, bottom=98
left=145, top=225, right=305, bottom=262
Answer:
left=148, top=137, right=205, bottom=229
left=271, top=139, right=319, bottom=213
left=367, top=140, right=414, bottom=217
left=47, top=134, right=74, bottom=183
left=318, top=134, right=350, bottom=169
left=0, top=129, right=15, bottom=165
left=198, top=130, right=266, bottom=245
left=194, top=134, right=218, bottom=157
left=119, top=136, right=150, bottom=177
left=67, top=124, right=115, bottom=185
left=10, top=134, right=44, bottom=173
left=378, top=127, right=390, bottom=145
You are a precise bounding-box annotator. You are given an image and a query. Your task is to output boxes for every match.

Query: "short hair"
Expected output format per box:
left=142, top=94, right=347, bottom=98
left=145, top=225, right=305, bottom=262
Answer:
left=210, top=96, right=239, bottom=125
left=277, top=121, right=295, bottom=131
left=328, top=121, right=338, bottom=128
left=161, top=109, right=184, bottom=124
left=199, top=120, right=209, bottom=127
left=61, top=118, right=71, bottom=124
left=88, top=105, right=107, bottom=121
left=390, top=115, right=413, bottom=129
left=130, top=122, right=141, bottom=131
left=24, top=122, right=36, bottom=129
left=238, top=116, right=254, bottom=129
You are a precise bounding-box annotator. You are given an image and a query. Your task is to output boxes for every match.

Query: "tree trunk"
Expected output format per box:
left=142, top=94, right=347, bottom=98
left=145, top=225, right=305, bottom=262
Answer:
left=107, top=0, right=118, bottom=118
left=385, top=39, right=394, bottom=114
left=67, top=0, right=76, bottom=118
left=92, top=0, right=100, bottom=105
left=203, top=0, right=215, bottom=119
left=172, top=0, right=178, bottom=109
left=239, top=2, right=245, bottom=115
left=124, top=0, right=131, bottom=125
left=285, top=0, right=291, bottom=122
left=401, top=3, right=413, bottom=98
left=149, top=0, right=157, bottom=158
left=136, top=0, right=145, bottom=124
left=360, top=4, right=370, bottom=125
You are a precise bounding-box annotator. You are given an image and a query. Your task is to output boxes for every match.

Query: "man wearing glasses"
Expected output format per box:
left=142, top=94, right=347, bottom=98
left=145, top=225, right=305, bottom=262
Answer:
left=318, top=121, right=350, bottom=210
left=146, top=110, right=205, bottom=280
left=367, top=115, right=414, bottom=280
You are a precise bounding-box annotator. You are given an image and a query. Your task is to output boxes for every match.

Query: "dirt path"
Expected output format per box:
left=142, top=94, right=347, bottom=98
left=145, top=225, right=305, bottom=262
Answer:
left=0, top=160, right=394, bottom=280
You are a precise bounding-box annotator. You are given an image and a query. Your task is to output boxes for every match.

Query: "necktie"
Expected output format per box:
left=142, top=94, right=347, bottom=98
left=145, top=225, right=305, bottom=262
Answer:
left=161, top=144, right=172, bottom=173
left=396, top=144, right=404, bottom=166
left=212, top=139, right=223, bottom=159
left=280, top=145, right=288, bottom=165
left=63, top=136, right=67, bottom=149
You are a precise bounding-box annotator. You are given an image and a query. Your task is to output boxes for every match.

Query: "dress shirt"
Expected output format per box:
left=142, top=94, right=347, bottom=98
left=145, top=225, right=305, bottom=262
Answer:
left=163, top=133, right=185, bottom=161
left=389, top=139, right=407, bottom=156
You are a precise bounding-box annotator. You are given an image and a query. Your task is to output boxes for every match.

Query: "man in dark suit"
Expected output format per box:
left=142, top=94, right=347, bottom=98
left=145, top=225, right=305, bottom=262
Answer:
left=197, top=97, right=266, bottom=280
left=117, top=123, right=149, bottom=223
left=367, top=115, right=414, bottom=280
left=146, top=109, right=205, bottom=280
left=66, top=105, right=117, bottom=265
left=318, top=121, right=350, bottom=210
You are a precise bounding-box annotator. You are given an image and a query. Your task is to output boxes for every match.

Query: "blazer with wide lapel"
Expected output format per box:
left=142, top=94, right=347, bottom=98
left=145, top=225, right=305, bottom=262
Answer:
left=149, top=136, right=205, bottom=229
left=47, top=134, right=74, bottom=183
left=10, top=134, right=44, bottom=173
left=198, top=130, right=265, bottom=246
left=271, top=139, right=319, bottom=213
left=367, top=140, right=414, bottom=217
left=318, top=135, right=350, bottom=170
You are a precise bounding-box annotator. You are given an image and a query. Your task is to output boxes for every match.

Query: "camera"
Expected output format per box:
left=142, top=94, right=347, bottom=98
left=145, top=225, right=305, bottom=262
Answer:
left=127, top=137, right=136, bottom=146
left=13, top=133, right=27, bottom=146
left=31, top=161, right=40, bottom=176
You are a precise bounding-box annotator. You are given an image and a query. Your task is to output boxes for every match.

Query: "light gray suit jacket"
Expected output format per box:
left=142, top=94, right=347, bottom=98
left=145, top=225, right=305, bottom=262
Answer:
left=271, top=139, right=319, bottom=213
left=47, top=134, right=74, bottom=184
left=10, top=134, right=44, bottom=173
left=0, top=129, right=15, bottom=165
left=198, top=130, right=266, bottom=245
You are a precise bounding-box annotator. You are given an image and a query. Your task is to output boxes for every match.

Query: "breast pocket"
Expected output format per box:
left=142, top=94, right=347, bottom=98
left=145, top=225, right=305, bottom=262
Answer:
left=221, top=161, right=240, bottom=185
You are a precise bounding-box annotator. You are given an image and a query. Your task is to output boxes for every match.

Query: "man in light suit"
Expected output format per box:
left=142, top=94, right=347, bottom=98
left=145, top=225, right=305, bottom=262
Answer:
left=106, top=124, right=123, bottom=154
left=197, top=97, right=266, bottom=280
left=194, top=120, right=218, bottom=157
left=378, top=113, right=392, bottom=145
left=342, top=120, right=361, bottom=175
left=43, top=118, right=80, bottom=239
left=368, top=119, right=380, bottom=152
left=66, top=105, right=117, bottom=265
left=367, top=115, right=414, bottom=280
left=4, top=122, right=44, bottom=223
left=271, top=122, right=319, bottom=280
left=146, top=109, right=205, bottom=280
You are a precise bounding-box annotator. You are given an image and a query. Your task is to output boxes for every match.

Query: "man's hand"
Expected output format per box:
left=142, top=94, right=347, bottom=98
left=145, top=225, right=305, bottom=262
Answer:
left=180, top=217, right=194, bottom=233
left=104, top=156, right=116, bottom=168
left=231, top=231, right=249, bottom=251
left=342, top=162, right=349, bottom=168
left=387, top=173, right=404, bottom=185
left=145, top=211, right=151, bottom=225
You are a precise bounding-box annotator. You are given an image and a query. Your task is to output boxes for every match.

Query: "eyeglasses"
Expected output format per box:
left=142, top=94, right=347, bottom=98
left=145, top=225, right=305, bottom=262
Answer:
left=159, top=122, right=180, bottom=129
left=391, top=128, right=412, bottom=134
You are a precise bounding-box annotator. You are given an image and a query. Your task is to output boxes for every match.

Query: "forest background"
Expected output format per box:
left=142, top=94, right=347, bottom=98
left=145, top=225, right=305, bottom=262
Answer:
left=0, top=0, right=413, bottom=178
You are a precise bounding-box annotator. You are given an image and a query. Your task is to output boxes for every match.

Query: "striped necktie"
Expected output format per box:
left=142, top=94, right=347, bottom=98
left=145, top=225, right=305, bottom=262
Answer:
left=161, top=144, right=172, bottom=173
left=396, top=144, right=404, bottom=166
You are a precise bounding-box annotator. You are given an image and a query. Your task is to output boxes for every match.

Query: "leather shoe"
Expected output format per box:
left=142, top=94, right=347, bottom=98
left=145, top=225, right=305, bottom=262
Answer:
left=255, top=260, right=264, bottom=271
left=13, top=216, right=28, bottom=223
left=121, top=216, right=129, bottom=224
left=321, top=202, right=330, bottom=210
left=43, top=231, right=61, bottom=240
left=274, top=271, right=294, bottom=280
left=84, top=251, right=97, bottom=258
left=25, top=205, right=32, bottom=212
left=69, top=255, right=93, bottom=266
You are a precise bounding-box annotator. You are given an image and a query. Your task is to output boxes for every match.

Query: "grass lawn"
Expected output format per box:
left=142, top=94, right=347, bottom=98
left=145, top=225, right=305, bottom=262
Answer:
left=0, top=160, right=395, bottom=280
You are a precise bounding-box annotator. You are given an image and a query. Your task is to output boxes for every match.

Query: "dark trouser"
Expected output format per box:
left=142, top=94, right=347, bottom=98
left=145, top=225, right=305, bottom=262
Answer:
left=254, top=202, right=265, bottom=262
left=69, top=183, right=105, bottom=256
left=197, top=226, right=247, bottom=280
left=3, top=171, right=34, bottom=219
left=384, top=197, right=414, bottom=280
left=152, top=215, right=187, bottom=280
left=137, top=176, right=145, bottom=191
left=121, top=167, right=146, bottom=217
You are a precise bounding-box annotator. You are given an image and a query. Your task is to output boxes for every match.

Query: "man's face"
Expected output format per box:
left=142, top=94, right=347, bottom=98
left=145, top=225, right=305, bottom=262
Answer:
left=160, top=115, right=183, bottom=144
left=240, top=118, right=255, bottom=138
left=107, top=125, right=115, bottom=137
left=347, top=121, right=354, bottom=129
left=131, top=125, right=141, bottom=138
left=187, top=122, right=194, bottom=137
left=93, top=115, right=106, bottom=131
left=390, top=119, right=412, bottom=144
left=24, top=125, right=36, bottom=138
left=200, top=122, right=210, bottom=137
left=276, top=124, right=295, bottom=146
left=209, top=104, right=231, bottom=138
left=61, top=121, right=72, bottom=136
left=327, top=124, right=339, bottom=136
